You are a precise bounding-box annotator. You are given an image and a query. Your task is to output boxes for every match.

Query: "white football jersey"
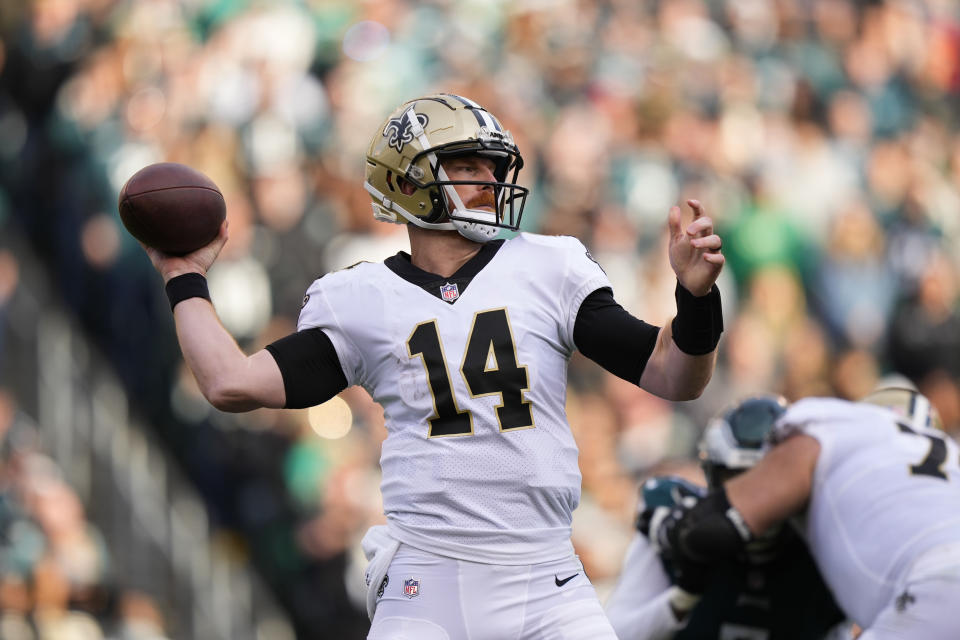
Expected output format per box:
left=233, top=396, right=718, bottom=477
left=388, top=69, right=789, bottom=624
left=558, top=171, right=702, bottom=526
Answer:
left=298, top=233, right=612, bottom=564
left=773, top=397, right=960, bottom=625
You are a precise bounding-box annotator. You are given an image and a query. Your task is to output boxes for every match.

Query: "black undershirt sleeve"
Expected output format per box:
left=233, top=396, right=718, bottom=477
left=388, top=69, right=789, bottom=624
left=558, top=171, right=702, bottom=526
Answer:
left=573, top=287, right=660, bottom=385
left=264, top=328, right=349, bottom=409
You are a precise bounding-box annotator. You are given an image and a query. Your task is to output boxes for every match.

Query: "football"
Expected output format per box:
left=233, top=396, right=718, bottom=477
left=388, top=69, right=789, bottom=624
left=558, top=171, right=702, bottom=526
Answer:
left=118, top=162, right=226, bottom=255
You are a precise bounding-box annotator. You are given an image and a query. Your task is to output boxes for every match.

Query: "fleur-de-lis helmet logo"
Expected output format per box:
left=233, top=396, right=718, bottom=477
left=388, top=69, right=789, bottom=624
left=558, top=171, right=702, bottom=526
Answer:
left=383, top=111, right=429, bottom=153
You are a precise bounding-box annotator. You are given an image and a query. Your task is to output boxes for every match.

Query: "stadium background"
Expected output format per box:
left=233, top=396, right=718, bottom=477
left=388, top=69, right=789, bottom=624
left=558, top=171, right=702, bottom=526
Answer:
left=0, top=0, right=958, bottom=638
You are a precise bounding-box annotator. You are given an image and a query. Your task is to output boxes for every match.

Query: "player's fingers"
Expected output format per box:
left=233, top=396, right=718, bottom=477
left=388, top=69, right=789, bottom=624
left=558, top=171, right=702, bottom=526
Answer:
left=668, top=205, right=682, bottom=235
left=691, top=234, right=722, bottom=251
left=685, top=216, right=714, bottom=237
left=703, top=252, right=725, bottom=266
left=687, top=199, right=703, bottom=218
left=139, top=242, right=165, bottom=266
left=210, top=227, right=229, bottom=251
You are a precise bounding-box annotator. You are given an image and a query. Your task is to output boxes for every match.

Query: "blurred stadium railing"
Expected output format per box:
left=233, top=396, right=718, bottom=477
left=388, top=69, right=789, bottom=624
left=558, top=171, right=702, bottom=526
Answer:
left=0, top=225, right=294, bottom=640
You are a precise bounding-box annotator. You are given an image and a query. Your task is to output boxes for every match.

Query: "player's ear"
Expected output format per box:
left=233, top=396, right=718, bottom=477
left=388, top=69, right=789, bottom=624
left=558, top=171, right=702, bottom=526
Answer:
left=397, top=177, right=417, bottom=196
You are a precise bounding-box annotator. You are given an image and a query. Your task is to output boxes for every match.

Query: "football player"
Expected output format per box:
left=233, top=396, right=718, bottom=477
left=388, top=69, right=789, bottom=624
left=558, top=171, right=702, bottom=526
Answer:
left=649, top=382, right=960, bottom=640
left=606, top=395, right=847, bottom=639
left=142, top=94, right=725, bottom=638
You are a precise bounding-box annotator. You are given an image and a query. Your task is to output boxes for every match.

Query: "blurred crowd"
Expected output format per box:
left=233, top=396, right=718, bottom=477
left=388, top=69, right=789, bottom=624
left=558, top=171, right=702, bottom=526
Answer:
left=0, top=389, right=171, bottom=639
left=2, top=0, right=960, bottom=636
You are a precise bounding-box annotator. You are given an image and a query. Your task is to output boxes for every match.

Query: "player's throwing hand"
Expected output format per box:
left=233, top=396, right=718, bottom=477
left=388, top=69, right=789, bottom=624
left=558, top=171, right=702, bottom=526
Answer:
left=142, top=220, right=229, bottom=284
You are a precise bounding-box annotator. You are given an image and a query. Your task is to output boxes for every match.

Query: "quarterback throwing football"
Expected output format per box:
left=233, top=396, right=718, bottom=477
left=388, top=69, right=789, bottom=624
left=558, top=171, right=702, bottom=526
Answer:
left=142, top=94, right=725, bottom=638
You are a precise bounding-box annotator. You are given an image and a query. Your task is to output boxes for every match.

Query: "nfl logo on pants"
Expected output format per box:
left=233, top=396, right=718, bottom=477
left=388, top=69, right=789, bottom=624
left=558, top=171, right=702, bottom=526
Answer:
left=403, top=577, right=420, bottom=598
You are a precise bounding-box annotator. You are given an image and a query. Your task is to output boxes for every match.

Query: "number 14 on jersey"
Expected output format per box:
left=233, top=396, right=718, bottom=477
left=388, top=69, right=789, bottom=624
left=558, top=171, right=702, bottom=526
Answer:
left=407, top=308, right=533, bottom=437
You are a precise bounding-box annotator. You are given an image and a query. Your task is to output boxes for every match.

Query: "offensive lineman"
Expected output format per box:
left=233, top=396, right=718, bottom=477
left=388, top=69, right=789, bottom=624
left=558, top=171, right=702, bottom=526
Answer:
left=650, top=384, right=960, bottom=640
left=142, top=94, right=725, bottom=638
left=606, top=395, right=846, bottom=639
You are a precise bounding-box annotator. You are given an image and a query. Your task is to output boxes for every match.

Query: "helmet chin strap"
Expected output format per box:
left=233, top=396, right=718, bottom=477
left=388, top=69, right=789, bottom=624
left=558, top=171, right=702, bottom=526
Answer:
left=405, top=107, right=501, bottom=243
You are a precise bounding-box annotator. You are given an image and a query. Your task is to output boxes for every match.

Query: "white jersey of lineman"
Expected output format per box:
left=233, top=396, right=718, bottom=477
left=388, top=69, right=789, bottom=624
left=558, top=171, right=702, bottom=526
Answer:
left=298, top=233, right=611, bottom=564
left=773, top=397, right=960, bottom=625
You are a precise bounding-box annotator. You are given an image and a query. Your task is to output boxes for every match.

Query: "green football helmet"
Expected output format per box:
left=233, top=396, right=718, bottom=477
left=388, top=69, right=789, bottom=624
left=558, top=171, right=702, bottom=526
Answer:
left=699, top=395, right=789, bottom=488
left=364, top=93, right=528, bottom=242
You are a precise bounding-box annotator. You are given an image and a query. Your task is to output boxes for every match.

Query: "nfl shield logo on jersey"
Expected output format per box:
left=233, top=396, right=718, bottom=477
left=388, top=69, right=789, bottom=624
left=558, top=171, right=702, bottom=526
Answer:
left=403, top=577, right=421, bottom=598
left=440, top=282, right=459, bottom=302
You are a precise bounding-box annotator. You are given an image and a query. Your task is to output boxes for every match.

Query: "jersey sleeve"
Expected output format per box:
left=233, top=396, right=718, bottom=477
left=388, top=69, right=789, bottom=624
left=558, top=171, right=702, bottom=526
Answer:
left=543, top=235, right=614, bottom=351
left=296, top=276, right=364, bottom=387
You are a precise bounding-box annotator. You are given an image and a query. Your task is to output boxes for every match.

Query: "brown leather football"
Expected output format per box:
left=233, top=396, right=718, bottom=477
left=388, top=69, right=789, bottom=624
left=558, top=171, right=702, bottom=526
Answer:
left=118, top=162, right=225, bottom=255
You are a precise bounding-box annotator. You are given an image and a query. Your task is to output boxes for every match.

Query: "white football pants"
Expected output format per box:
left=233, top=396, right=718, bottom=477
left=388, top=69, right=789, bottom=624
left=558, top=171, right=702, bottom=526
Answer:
left=367, top=544, right=618, bottom=640
left=859, top=541, right=960, bottom=640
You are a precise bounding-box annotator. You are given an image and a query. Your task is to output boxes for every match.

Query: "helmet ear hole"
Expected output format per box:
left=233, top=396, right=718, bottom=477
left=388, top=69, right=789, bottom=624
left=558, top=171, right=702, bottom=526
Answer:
left=395, top=175, right=417, bottom=196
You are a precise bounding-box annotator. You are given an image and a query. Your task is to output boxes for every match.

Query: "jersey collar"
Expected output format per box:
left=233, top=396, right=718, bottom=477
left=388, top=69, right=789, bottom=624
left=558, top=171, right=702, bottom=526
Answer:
left=385, top=239, right=505, bottom=303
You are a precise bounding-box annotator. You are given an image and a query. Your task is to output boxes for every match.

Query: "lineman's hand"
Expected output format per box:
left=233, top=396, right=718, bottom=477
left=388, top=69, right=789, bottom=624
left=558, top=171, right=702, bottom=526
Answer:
left=666, top=542, right=712, bottom=594
left=668, top=199, right=724, bottom=297
left=642, top=504, right=713, bottom=594
left=143, top=220, right=229, bottom=284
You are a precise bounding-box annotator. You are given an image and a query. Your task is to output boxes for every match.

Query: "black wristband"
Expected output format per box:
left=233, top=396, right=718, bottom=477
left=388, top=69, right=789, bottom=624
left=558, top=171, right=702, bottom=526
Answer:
left=165, top=273, right=211, bottom=311
left=671, top=282, right=723, bottom=355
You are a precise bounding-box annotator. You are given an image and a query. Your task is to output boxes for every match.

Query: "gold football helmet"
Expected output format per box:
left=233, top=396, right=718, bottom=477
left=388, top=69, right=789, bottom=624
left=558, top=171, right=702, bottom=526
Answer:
left=364, top=94, right=528, bottom=242
left=862, top=381, right=944, bottom=432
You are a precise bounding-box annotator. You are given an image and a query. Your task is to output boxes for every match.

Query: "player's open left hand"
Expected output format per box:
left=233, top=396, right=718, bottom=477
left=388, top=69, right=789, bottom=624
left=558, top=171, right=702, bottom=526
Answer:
left=142, top=220, right=229, bottom=284
left=668, top=199, right=724, bottom=297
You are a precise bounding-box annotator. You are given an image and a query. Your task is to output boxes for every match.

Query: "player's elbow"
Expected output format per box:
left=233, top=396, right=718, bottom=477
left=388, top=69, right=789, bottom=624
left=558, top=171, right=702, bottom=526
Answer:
left=202, top=353, right=284, bottom=412
left=662, top=386, right=704, bottom=402
left=204, top=379, right=257, bottom=413
left=670, top=388, right=704, bottom=402
left=675, top=372, right=712, bottom=401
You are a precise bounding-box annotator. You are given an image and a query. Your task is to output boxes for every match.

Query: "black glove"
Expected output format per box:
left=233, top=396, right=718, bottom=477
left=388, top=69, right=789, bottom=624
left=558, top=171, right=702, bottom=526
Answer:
left=643, top=505, right=713, bottom=595
left=666, top=541, right=713, bottom=594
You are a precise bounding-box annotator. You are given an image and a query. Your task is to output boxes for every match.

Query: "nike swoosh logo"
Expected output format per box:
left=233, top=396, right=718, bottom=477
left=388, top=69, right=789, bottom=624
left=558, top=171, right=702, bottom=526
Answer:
left=554, top=573, right=579, bottom=587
